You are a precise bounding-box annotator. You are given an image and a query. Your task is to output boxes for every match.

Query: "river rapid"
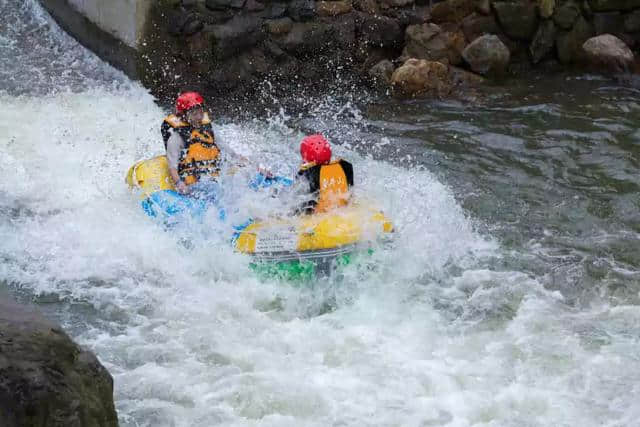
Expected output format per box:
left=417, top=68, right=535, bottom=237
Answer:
left=1, top=1, right=639, bottom=426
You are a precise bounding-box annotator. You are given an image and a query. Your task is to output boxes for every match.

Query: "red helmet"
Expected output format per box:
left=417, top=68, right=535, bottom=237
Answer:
left=176, top=91, right=204, bottom=114
left=300, top=134, right=332, bottom=164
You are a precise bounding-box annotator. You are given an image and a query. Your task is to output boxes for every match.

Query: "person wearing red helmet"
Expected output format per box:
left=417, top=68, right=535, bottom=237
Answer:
left=161, top=91, right=221, bottom=195
left=295, top=134, right=353, bottom=214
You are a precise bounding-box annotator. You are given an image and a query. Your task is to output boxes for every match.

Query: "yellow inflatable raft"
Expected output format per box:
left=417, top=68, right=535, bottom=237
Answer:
left=126, top=155, right=394, bottom=278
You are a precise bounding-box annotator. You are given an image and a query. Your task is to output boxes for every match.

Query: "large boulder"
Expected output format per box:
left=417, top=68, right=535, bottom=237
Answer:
left=0, top=297, right=118, bottom=427
left=462, top=34, right=510, bottom=76
left=493, top=1, right=539, bottom=40
left=583, top=33, right=635, bottom=71
left=390, top=58, right=452, bottom=97
left=556, top=16, right=595, bottom=63
left=403, top=23, right=467, bottom=65
left=530, top=20, right=557, bottom=63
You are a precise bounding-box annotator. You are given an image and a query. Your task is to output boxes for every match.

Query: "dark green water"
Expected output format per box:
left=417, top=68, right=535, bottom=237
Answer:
left=362, top=76, right=640, bottom=307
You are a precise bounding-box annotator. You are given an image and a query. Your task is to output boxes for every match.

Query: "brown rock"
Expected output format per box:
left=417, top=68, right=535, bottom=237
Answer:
left=316, top=0, right=353, bottom=16
left=265, top=17, right=293, bottom=34
left=583, top=33, right=635, bottom=72
left=390, top=58, right=452, bottom=98
left=431, top=0, right=475, bottom=23
left=403, top=23, right=467, bottom=65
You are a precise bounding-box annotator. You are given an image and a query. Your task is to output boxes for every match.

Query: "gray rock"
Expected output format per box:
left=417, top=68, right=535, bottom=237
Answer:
left=211, top=15, right=264, bottom=58
left=583, top=33, right=635, bottom=71
left=593, top=12, right=624, bottom=35
left=553, top=1, right=581, bottom=29
left=462, top=34, right=510, bottom=76
left=462, top=12, right=499, bottom=43
left=356, top=13, right=404, bottom=49
left=530, top=20, right=557, bottom=63
left=0, top=297, right=117, bottom=427
left=403, top=23, right=467, bottom=65
left=624, top=10, right=640, bottom=32
left=368, top=59, right=395, bottom=88
left=493, top=1, right=539, bottom=40
left=288, top=0, right=316, bottom=22
left=556, top=16, right=595, bottom=63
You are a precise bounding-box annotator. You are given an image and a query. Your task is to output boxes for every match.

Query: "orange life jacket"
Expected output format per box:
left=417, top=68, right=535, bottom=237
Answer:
left=161, top=113, right=220, bottom=186
left=298, top=159, right=353, bottom=213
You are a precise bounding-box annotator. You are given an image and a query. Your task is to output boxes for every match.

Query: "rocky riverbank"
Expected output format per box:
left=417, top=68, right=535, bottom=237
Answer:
left=0, top=295, right=118, bottom=427
left=132, top=0, right=640, bottom=104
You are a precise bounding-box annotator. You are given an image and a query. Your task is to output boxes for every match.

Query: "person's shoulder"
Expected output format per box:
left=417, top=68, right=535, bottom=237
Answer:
left=164, top=114, right=188, bottom=128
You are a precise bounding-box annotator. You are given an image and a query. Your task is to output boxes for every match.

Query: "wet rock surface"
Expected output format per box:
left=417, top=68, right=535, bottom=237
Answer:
left=0, top=296, right=118, bottom=427
left=583, top=33, right=635, bottom=71
left=462, top=34, right=511, bottom=75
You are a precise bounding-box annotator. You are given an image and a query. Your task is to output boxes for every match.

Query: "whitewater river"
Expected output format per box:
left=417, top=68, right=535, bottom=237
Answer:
left=1, top=1, right=639, bottom=426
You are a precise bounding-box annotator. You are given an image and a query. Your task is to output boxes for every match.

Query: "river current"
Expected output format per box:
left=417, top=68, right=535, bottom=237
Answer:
left=1, top=1, right=639, bottom=426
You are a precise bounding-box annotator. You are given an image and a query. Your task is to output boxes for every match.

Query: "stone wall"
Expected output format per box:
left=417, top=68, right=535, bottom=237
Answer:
left=41, top=0, right=640, bottom=103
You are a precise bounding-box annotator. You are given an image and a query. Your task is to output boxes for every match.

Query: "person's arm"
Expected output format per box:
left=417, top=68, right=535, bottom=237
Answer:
left=166, top=131, right=189, bottom=194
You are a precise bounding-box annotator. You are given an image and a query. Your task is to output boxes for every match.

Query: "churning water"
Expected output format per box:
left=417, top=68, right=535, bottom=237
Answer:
left=1, top=1, right=639, bottom=426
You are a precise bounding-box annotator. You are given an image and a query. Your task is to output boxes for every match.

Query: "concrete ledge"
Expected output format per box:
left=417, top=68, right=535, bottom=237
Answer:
left=39, top=0, right=140, bottom=78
